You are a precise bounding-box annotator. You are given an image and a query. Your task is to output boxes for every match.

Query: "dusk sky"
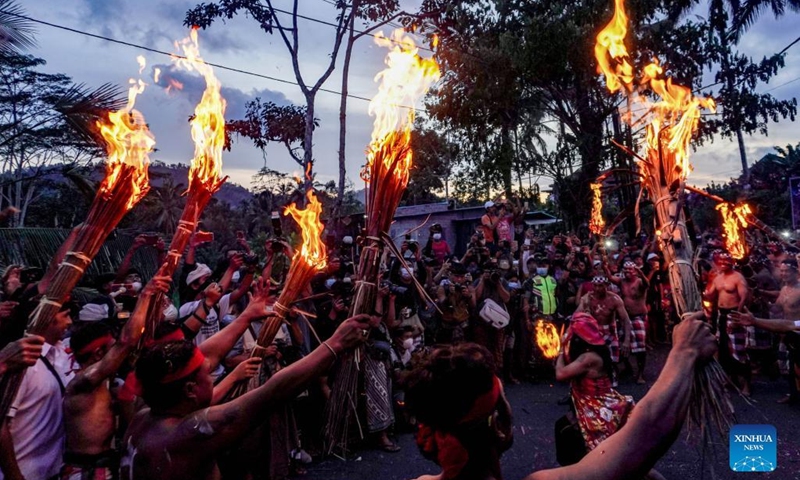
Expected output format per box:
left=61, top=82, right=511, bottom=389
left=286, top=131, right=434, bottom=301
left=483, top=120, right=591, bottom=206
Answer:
left=20, top=0, right=800, bottom=193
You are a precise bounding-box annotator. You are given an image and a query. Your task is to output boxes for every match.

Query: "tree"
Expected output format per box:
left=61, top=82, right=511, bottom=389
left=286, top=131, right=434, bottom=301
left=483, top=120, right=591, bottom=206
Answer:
left=699, top=0, right=798, bottom=181
left=0, top=0, right=36, bottom=55
left=225, top=98, right=310, bottom=166
left=0, top=53, right=123, bottom=226
left=186, top=0, right=369, bottom=190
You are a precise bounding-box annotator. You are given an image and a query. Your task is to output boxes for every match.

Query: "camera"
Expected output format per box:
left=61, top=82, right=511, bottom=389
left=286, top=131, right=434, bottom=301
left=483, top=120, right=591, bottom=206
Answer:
left=489, top=270, right=501, bottom=284
left=270, top=238, right=286, bottom=252
left=20, top=267, right=43, bottom=284
left=243, top=254, right=259, bottom=266
left=407, top=241, right=419, bottom=253
left=381, top=281, right=408, bottom=296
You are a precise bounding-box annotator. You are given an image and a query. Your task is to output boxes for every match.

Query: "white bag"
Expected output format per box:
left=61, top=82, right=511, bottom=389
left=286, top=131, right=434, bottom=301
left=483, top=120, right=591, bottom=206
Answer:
left=479, top=298, right=510, bottom=329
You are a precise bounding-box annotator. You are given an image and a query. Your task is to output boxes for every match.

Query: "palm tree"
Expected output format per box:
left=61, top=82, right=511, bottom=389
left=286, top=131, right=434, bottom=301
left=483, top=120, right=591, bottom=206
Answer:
left=147, top=178, right=186, bottom=234
left=732, top=0, right=800, bottom=36
left=0, top=0, right=36, bottom=55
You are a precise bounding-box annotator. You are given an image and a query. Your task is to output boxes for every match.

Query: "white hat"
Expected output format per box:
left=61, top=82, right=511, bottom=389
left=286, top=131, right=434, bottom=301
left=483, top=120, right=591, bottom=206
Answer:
left=186, top=263, right=212, bottom=286
left=484, top=201, right=495, bottom=209
left=79, top=303, right=109, bottom=322
left=647, top=253, right=659, bottom=261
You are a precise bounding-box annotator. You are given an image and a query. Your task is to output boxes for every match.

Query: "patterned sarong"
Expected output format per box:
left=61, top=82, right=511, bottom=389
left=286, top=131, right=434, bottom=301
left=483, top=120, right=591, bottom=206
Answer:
left=61, top=451, right=117, bottom=480
left=364, top=353, right=394, bottom=433
left=571, top=376, right=634, bottom=450
left=630, top=314, right=647, bottom=354
left=717, top=308, right=749, bottom=364
left=600, top=323, right=620, bottom=363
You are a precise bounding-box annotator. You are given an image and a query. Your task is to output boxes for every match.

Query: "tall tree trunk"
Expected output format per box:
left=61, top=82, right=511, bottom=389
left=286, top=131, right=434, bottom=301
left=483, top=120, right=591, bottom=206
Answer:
left=336, top=7, right=358, bottom=234
left=303, top=92, right=316, bottom=193
left=736, top=128, right=749, bottom=182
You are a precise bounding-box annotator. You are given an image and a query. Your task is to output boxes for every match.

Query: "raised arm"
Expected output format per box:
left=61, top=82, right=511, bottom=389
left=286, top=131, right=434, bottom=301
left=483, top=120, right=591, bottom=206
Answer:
left=68, top=278, right=171, bottom=394
left=729, top=309, right=800, bottom=333
left=115, top=235, right=146, bottom=282
left=173, top=315, right=371, bottom=453
left=527, top=319, right=716, bottom=480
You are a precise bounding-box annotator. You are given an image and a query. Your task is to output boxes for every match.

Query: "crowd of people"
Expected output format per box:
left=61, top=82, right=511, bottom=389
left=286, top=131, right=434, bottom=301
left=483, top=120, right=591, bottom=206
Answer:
left=0, top=197, right=798, bottom=480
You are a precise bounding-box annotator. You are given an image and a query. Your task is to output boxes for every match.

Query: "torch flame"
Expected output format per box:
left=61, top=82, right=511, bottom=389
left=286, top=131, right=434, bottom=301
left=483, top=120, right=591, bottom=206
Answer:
left=716, top=203, right=751, bottom=260
left=594, top=0, right=715, bottom=182
left=96, top=75, right=154, bottom=210
left=595, top=0, right=633, bottom=93
left=589, top=183, right=606, bottom=235
left=174, top=28, right=225, bottom=190
left=284, top=190, right=327, bottom=271
left=535, top=319, right=561, bottom=359
left=363, top=29, right=440, bottom=187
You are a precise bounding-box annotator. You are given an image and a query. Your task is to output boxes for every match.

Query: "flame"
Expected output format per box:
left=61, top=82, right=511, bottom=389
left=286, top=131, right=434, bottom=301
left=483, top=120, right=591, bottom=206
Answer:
left=154, top=67, right=161, bottom=83
left=535, top=319, right=561, bottom=359
left=589, top=183, right=606, bottom=235
left=137, top=55, right=146, bottom=75
left=594, top=0, right=715, bottom=182
left=174, top=28, right=225, bottom=189
left=595, top=0, right=633, bottom=93
left=716, top=203, right=751, bottom=260
left=96, top=75, right=154, bottom=209
left=284, top=190, right=327, bottom=270
left=362, top=29, right=440, bottom=188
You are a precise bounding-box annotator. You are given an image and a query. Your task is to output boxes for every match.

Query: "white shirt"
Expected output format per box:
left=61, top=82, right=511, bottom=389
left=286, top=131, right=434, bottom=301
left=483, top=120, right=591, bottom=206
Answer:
left=179, top=293, right=233, bottom=346
left=1, top=342, right=74, bottom=480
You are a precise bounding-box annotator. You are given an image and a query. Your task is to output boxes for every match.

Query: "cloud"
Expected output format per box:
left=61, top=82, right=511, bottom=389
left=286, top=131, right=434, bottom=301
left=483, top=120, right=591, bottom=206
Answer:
left=150, top=63, right=292, bottom=119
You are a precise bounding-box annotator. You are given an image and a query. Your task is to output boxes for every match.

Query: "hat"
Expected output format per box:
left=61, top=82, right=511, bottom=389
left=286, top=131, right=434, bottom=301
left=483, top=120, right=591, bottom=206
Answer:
left=186, top=263, right=212, bottom=286
left=79, top=303, right=109, bottom=322
left=623, top=261, right=636, bottom=269
left=567, top=312, right=605, bottom=346
left=647, top=253, right=659, bottom=261
left=484, top=201, right=495, bottom=209
left=591, top=275, right=608, bottom=284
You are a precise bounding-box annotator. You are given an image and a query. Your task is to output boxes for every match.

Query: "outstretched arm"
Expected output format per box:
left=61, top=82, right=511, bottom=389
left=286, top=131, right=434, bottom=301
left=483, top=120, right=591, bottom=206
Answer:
left=67, top=278, right=171, bottom=394
left=527, top=320, right=717, bottom=480
left=170, top=315, right=371, bottom=454
left=200, top=293, right=275, bottom=370
left=729, top=309, right=800, bottom=333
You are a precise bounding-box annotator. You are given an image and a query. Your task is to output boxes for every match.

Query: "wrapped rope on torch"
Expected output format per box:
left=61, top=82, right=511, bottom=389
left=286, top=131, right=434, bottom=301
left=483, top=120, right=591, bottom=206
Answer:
left=140, top=29, right=227, bottom=339
left=596, top=0, right=735, bottom=440
left=323, top=29, right=440, bottom=454
left=0, top=73, right=154, bottom=418
left=245, top=190, right=328, bottom=389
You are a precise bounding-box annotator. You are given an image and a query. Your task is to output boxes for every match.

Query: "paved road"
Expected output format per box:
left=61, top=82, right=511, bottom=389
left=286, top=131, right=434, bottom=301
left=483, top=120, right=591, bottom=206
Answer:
left=304, top=346, right=800, bottom=480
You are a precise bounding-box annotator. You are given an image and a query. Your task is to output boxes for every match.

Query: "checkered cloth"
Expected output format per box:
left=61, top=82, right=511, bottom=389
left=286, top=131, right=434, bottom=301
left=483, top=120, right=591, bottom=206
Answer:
left=630, top=314, right=647, bottom=354
left=717, top=308, right=748, bottom=363
left=601, top=322, right=620, bottom=363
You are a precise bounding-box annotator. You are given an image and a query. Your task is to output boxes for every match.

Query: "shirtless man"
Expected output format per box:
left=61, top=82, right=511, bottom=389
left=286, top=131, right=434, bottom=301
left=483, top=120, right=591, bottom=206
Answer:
left=120, top=315, right=371, bottom=480
left=62, top=278, right=170, bottom=479
left=754, top=259, right=800, bottom=404
left=609, top=261, right=650, bottom=384
left=575, top=276, right=632, bottom=384
left=703, top=251, right=750, bottom=395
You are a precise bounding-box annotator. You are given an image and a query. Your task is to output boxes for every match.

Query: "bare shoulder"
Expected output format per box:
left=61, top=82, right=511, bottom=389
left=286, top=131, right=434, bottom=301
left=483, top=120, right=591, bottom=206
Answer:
left=608, top=292, right=624, bottom=304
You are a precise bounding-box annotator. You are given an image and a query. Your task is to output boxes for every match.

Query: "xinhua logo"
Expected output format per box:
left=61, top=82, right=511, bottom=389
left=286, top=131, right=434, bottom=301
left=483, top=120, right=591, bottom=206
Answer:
left=729, top=425, right=777, bottom=472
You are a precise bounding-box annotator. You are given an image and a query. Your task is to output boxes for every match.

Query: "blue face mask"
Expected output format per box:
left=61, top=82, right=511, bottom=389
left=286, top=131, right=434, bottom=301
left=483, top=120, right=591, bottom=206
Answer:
left=536, top=267, right=548, bottom=276
left=507, top=282, right=520, bottom=290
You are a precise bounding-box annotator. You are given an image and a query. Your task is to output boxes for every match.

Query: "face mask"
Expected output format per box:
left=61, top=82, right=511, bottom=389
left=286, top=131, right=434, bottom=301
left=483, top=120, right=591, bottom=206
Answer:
left=433, top=233, right=442, bottom=241
left=536, top=268, right=548, bottom=276
left=325, top=278, right=336, bottom=289
left=507, top=282, right=520, bottom=290
left=222, top=314, right=236, bottom=324
left=402, top=338, right=414, bottom=350
left=131, top=281, right=143, bottom=292
left=162, top=303, right=178, bottom=322
left=400, top=268, right=413, bottom=279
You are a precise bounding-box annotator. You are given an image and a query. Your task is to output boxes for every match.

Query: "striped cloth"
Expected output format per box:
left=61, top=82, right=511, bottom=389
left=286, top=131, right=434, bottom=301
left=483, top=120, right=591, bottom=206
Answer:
left=600, top=323, right=620, bottom=363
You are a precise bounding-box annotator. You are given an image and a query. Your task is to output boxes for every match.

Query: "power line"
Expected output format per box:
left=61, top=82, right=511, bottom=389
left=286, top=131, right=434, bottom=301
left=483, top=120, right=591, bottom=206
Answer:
left=0, top=9, right=429, bottom=112
left=764, top=75, right=800, bottom=93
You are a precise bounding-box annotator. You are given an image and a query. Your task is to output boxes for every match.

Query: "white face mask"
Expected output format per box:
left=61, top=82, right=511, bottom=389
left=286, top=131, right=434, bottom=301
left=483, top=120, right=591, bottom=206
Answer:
left=536, top=267, right=548, bottom=276
left=507, top=282, right=520, bottom=290
left=162, top=303, right=178, bottom=322
left=402, top=338, right=414, bottom=350
left=433, top=233, right=442, bottom=241
left=131, top=281, right=143, bottom=292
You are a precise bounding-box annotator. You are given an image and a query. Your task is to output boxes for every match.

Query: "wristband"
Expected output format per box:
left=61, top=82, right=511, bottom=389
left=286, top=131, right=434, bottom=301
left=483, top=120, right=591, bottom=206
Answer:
left=322, top=341, right=338, bottom=360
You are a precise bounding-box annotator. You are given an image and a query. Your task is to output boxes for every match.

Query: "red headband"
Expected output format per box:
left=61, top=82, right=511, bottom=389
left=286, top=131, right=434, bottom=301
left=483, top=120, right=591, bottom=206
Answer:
left=144, top=328, right=185, bottom=347
left=416, top=376, right=502, bottom=479
left=75, top=334, right=114, bottom=358
left=159, top=347, right=205, bottom=384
